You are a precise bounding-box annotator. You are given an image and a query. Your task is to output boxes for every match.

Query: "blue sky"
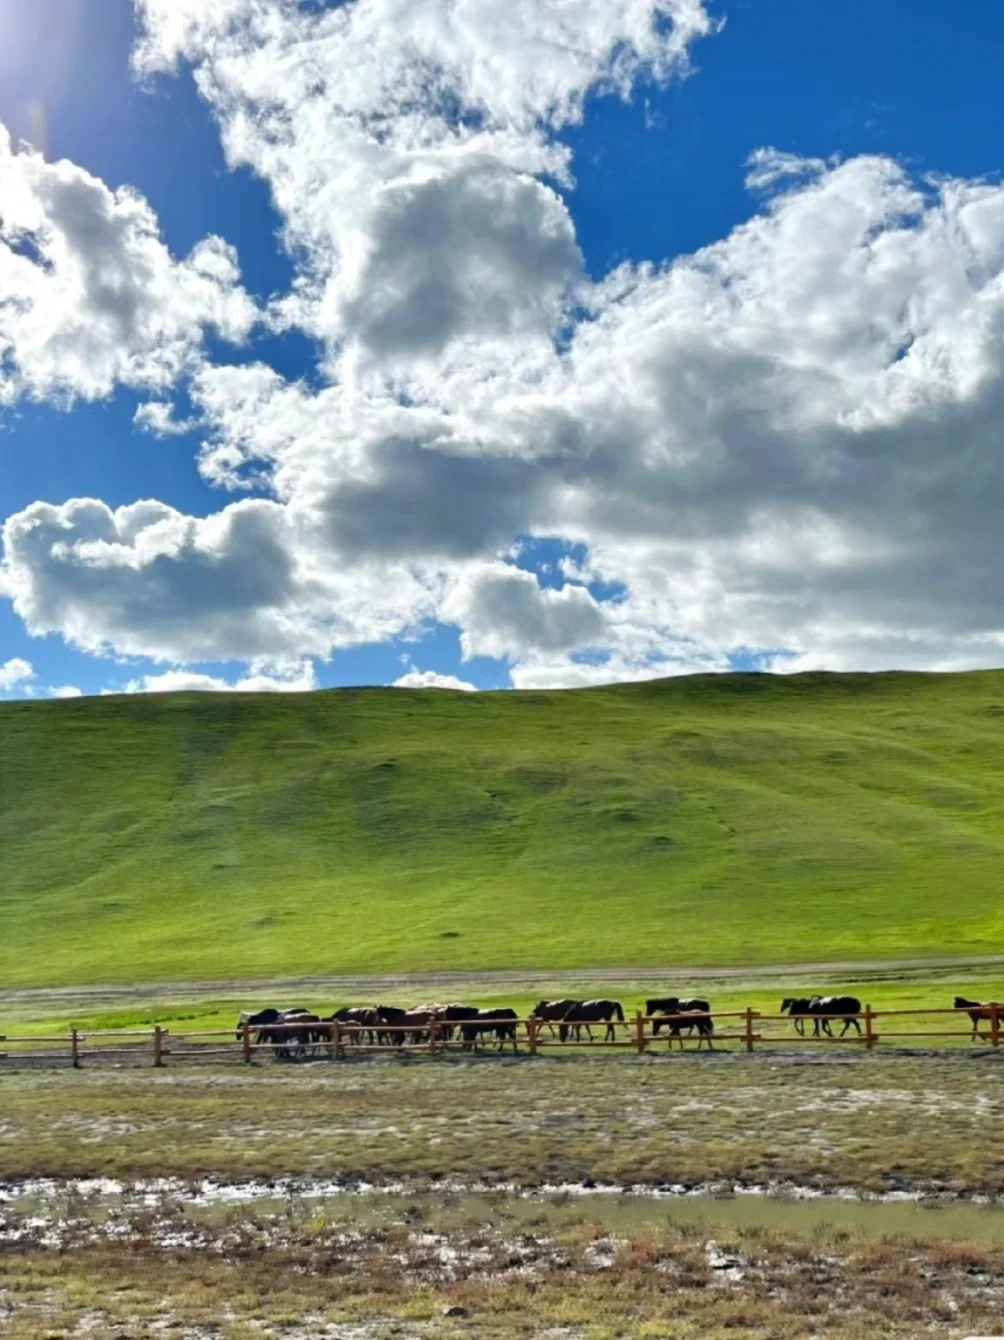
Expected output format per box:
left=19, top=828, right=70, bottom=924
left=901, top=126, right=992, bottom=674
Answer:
left=3, top=0, right=1004, bottom=697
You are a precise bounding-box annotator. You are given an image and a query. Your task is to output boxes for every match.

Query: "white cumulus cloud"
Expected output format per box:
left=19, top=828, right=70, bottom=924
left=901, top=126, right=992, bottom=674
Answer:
left=393, top=667, right=477, bottom=691
left=443, top=563, right=607, bottom=661
left=0, top=657, right=34, bottom=690
left=7, top=2, right=1004, bottom=686
left=120, top=659, right=317, bottom=693
left=133, top=0, right=713, bottom=369
left=0, top=126, right=255, bottom=405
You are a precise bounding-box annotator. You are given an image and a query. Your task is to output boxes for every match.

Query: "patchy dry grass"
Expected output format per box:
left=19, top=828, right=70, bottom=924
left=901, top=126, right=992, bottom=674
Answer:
left=5, top=1199, right=1004, bottom=1338
left=2, top=1051, right=1003, bottom=1195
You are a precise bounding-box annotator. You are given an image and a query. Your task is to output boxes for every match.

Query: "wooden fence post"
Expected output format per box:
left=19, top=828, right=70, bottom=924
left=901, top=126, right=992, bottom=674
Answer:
left=153, top=1026, right=164, bottom=1067
left=744, top=1008, right=756, bottom=1053
left=635, top=1011, right=647, bottom=1055
left=864, top=1004, right=876, bottom=1051
left=429, top=1020, right=439, bottom=1055
left=526, top=1017, right=538, bottom=1056
left=332, top=1020, right=343, bottom=1059
left=70, top=1028, right=81, bottom=1069
left=242, top=1021, right=252, bottom=1065
left=991, top=1004, right=1000, bottom=1049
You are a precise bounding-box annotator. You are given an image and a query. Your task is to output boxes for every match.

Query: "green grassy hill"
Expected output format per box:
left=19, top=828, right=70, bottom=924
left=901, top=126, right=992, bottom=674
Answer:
left=3, top=671, right=1004, bottom=987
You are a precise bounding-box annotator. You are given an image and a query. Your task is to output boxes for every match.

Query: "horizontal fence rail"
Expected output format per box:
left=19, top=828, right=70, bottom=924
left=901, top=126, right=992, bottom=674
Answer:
left=0, top=1005, right=1001, bottom=1069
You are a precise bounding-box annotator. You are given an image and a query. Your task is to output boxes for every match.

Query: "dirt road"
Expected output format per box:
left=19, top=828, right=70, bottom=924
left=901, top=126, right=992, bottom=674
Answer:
left=2, top=952, right=1003, bottom=1011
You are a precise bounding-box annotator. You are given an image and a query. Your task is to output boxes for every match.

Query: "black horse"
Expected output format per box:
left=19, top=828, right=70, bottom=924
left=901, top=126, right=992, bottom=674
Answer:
left=328, top=1007, right=380, bottom=1044
left=808, top=996, right=862, bottom=1037
left=559, top=999, right=625, bottom=1042
left=460, top=1008, right=519, bottom=1052
left=648, top=997, right=714, bottom=1047
left=954, top=996, right=1004, bottom=1042
left=236, top=1007, right=280, bottom=1043
left=375, top=1004, right=409, bottom=1045
left=439, top=1004, right=481, bottom=1041
left=780, top=997, right=815, bottom=1036
left=236, top=1007, right=317, bottom=1058
left=647, top=997, right=711, bottom=1034
left=240, top=1007, right=320, bottom=1059
left=531, top=999, right=580, bottom=1038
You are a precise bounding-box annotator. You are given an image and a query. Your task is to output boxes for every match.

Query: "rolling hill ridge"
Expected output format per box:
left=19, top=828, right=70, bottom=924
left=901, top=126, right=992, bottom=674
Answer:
left=3, top=671, right=1004, bottom=987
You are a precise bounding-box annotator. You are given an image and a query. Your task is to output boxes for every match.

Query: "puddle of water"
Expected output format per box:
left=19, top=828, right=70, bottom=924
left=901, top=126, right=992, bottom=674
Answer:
left=570, top=1193, right=1004, bottom=1242
left=4, top=1177, right=1004, bottom=1244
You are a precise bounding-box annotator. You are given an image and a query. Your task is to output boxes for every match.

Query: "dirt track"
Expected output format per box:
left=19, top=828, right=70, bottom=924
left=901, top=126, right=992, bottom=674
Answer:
left=3, top=952, right=1003, bottom=1011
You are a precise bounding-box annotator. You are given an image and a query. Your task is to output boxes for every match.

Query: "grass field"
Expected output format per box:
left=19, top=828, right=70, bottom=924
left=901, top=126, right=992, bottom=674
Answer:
left=4, top=963, right=1004, bottom=1049
left=5, top=670, right=1004, bottom=988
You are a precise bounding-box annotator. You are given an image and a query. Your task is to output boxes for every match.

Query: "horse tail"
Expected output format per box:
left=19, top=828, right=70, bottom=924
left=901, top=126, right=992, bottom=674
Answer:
left=613, top=1001, right=624, bottom=1021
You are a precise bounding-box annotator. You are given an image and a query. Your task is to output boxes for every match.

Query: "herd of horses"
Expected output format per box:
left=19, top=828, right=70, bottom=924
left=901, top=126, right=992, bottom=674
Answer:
left=236, top=1002, right=520, bottom=1057
left=234, top=993, right=1003, bottom=1060
left=235, top=997, right=703, bottom=1058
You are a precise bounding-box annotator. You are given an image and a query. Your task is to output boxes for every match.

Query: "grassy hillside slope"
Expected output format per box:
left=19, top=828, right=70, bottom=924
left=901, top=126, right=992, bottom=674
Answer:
left=3, top=671, right=1004, bottom=987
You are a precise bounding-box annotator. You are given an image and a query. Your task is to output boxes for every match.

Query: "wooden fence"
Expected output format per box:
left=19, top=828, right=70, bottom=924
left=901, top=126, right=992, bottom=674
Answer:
left=0, top=1005, right=1000, bottom=1069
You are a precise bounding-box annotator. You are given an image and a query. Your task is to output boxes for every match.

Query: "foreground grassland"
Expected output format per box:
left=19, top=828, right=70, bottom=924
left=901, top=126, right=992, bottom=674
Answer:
left=7, top=1210, right=1004, bottom=1339
left=2, top=1053, right=1003, bottom=1193
left=4, top=1055, right=1004, bottom=1338
left=5, top=670, right=1004, bottom=986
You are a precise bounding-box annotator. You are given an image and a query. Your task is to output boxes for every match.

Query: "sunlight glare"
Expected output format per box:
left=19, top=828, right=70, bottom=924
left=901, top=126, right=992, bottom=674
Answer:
left=0, top=0, right=84, bottom=154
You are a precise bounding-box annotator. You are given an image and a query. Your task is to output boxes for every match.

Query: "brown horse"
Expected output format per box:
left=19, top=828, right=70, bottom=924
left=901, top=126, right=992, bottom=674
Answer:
left=955, top=996, right=1003, bottom=1042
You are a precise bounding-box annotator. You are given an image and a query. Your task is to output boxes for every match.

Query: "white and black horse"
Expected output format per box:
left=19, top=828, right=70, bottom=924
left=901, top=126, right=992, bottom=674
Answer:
left=782, top=995, right=862, bottom=1037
